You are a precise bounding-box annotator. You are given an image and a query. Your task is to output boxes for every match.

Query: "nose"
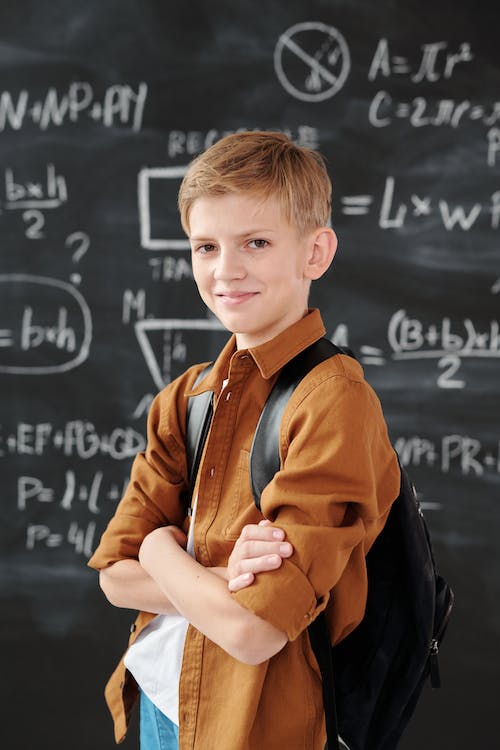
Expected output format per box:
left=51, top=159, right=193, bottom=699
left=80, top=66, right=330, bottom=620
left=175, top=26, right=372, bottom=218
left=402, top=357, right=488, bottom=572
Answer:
left=213, top=247, right=246, bottom=281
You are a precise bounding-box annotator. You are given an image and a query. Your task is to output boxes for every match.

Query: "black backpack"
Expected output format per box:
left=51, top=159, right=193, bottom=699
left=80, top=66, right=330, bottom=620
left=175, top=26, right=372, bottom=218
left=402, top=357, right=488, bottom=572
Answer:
left=186, top=338, right=454, bottom=750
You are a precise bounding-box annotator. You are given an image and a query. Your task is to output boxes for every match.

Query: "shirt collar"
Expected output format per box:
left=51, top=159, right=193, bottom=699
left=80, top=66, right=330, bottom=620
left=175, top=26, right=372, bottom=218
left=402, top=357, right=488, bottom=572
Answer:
left=187, top=309, right=326, bottom=395
left=249, top=308, right=326, bottom=378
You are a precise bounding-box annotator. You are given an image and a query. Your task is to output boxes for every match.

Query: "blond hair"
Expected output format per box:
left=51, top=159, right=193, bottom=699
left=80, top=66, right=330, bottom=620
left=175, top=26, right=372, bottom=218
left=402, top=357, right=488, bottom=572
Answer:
left=178, top=131, right=332, bottom=235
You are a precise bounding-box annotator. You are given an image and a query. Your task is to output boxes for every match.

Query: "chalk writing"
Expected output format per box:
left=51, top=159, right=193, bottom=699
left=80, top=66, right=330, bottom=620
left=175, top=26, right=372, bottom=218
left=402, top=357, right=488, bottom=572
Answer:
left=329, top=313, right=499, bottom=389
left=369, top=91, right=500, bottom=132
left=138, top=166, right=190, bottom=250
left=166, top=125, right=320, bottom=158
left=0, top=164, right=70, bottom=239
left=26, top=520, right=97, bottom=556
left=23, top=210, right=45, bottom=239
left=123, top=288, right=147, bottom=324
left=0, top=275, right=92, bottom=374
left=2, top=163, right=67, bottom=210
left=340, top=177, right=500, bottom=231
left=135, top=318, right=226, bottom=390
left=132, top=394, right=155, bottom=420
left=365, top=39, right=498, bottom=166
left=388, top=310, right=499, bottom=358
left=274, top=22, right=351, bottom=102
left=18, top=472, right=129, bottom=514
left=368, top=40, right=473, bottom=83
left=0, top=421, right=145, bottom=459
left=0, top=82, right=147, bottom=132
left=65, top=231, right=91, bottom=285
left=388, top=310, right=500, bottom=389
left=148, top=256, right=193, bottom=282
left=488, top=128, right=500, bottom=167
left=395, top=434, right=500, bottom=477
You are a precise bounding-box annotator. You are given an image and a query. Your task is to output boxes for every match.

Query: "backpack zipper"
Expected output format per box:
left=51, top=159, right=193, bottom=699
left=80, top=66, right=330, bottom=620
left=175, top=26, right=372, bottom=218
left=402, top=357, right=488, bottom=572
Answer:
left=428, top=588, right=455, bottom=689
left=429, top=639, right=441, bottom=688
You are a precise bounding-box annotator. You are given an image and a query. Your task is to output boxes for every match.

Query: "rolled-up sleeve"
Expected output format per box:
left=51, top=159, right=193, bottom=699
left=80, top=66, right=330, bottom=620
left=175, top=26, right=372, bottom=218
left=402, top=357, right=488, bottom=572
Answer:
left=88, top=384, right=189, bottom=571
left=233, top=363, right=400, bottom=642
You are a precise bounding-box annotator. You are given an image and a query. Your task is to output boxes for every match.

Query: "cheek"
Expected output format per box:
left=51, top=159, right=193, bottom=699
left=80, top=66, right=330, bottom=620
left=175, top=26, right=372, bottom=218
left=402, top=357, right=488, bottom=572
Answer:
left=191, top=260, right=208, bottom=288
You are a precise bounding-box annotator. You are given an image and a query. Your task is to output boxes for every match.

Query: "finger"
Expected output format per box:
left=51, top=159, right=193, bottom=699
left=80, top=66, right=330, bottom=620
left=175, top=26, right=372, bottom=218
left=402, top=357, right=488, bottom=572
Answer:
left=228, top=572, right=255, bottom=592
left=258, top=519, right=271, bottom=526
left=237, top=540, right=293, bottom=560
left=239, top=524, right=286, bottom=543
left=232, top=553, right=287, bottom=579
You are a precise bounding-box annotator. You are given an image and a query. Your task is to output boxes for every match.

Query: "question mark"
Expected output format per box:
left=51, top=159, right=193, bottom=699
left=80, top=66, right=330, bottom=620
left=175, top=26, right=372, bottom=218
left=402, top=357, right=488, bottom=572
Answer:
left=65, top=231, right=90, bottom=284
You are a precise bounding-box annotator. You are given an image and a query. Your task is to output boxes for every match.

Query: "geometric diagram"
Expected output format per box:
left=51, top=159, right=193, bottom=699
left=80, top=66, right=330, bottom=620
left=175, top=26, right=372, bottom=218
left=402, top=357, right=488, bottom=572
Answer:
left=135, top=318, right=228, bottom=390
left=274, top=22, right=351, bottom=103
left=137, top=166, right=190, bottom=250
left=0, top=274, right=92, bottom=374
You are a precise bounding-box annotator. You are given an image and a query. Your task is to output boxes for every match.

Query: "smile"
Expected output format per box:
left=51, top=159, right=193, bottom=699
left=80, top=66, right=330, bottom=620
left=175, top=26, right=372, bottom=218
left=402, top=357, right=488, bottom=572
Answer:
left=215, top=292, right=258, bottom=306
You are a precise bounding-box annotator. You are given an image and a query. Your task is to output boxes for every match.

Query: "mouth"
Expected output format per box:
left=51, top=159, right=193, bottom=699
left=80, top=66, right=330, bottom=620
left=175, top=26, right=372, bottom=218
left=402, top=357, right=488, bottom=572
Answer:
left=215, top=291, right=258, bottom=306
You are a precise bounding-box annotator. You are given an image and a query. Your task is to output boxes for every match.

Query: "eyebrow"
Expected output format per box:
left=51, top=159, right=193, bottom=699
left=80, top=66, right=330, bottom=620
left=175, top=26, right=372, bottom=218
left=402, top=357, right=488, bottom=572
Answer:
left=190, top=228, right=277, bottom=241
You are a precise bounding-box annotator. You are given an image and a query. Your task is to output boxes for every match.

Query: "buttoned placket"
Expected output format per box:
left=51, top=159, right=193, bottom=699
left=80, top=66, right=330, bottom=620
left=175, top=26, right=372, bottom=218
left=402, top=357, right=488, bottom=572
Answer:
left=179, top=352, right=253, bottom=749
left=195, top=353, right=252, bottom=562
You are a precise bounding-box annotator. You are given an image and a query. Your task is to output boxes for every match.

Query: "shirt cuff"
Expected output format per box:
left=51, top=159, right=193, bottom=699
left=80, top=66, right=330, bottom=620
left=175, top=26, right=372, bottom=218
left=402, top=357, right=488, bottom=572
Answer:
left=233, top=558, right=328, bottom=642
left=87, top=512, right=155, bottom=570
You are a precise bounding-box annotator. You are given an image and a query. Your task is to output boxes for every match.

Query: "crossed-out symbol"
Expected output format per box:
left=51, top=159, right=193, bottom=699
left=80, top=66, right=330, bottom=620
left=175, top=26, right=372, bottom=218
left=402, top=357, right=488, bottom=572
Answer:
left=274, top=22, right=351, bottom=102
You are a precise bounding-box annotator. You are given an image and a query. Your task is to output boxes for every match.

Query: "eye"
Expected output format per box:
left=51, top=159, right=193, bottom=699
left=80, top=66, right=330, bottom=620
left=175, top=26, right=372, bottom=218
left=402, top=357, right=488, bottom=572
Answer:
left=194, top=243, right=217, bottom=254
left=248, top=239, right=268, bottom=249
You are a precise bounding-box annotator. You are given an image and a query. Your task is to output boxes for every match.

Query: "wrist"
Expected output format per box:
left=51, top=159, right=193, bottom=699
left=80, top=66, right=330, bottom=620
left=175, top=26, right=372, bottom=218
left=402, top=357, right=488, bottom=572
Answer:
left=210, top=566, right=230, bottom=582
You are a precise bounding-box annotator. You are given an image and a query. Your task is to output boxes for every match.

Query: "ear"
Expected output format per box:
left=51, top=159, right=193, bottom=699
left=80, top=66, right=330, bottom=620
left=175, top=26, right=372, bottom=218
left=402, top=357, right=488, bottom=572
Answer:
left=304, top=227, right=338, bottom=281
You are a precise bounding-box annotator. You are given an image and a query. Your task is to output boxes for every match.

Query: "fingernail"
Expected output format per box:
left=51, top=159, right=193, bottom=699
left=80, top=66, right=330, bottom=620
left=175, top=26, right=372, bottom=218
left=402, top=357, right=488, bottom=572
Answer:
left=280, top=543, right=291, bottom=555
left=272, top=529, right=284, bottom=540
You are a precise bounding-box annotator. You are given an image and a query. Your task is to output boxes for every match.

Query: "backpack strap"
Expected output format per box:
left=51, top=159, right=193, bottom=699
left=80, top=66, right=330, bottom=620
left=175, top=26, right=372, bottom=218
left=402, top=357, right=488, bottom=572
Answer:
left=249, top=338, right=350, bottom=509
left=249, top=337, right=353, bottom=750
left=185, top=364, right=213, bottom=514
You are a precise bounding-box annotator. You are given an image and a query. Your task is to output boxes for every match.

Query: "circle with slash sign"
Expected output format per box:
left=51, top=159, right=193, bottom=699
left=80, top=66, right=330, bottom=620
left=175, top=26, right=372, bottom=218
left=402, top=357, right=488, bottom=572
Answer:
left=274, top=22, right=351, bottom=102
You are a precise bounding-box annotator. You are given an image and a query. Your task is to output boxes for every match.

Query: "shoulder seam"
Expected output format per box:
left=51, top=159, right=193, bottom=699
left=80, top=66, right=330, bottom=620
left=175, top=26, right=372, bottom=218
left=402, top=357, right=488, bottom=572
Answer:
left=279, top=360, right=370, bottom=448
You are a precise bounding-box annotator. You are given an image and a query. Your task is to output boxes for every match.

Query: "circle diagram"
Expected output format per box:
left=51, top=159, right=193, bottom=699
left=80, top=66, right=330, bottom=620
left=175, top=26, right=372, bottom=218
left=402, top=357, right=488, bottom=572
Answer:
left=274, top=22, right=351, bottom=102
left=0, top=274, right=92, bottom=374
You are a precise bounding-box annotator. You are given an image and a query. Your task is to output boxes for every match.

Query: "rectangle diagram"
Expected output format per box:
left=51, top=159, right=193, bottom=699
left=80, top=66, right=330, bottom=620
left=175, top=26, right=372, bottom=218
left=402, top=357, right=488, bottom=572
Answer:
left=138, top=166, right=190, bottom=250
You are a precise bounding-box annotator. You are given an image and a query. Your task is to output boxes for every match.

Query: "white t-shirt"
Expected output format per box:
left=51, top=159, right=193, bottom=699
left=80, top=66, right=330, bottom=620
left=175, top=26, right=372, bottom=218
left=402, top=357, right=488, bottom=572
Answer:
left=124, top=500, right=197, bottom=725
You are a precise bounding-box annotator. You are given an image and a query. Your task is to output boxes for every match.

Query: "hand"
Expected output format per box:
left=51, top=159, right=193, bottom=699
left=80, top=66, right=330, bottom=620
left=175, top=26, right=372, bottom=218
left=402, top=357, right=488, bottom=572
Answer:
left=227, top=520, right=293, bottom=592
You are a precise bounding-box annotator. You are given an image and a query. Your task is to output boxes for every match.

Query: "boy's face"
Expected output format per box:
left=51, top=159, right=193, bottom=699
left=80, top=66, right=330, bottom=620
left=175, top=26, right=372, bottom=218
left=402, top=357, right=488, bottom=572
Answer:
left=189, top=193, right=321, bottom=349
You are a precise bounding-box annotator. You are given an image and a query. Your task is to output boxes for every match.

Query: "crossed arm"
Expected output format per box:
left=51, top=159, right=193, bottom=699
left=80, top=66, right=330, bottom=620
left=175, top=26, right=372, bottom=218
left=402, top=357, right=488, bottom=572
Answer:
left=99, top=521, right=293, bottom=665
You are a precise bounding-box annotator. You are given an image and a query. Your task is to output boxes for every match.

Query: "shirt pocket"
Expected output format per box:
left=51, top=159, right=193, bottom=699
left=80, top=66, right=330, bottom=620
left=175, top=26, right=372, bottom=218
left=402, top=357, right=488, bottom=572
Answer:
left=222, top=449, right=258, bottom=540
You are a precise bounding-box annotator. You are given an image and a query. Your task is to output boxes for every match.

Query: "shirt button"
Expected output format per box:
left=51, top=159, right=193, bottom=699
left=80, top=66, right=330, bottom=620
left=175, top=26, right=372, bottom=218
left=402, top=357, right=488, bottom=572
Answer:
left=225, top=390, right=231, bottom=401
left=209, top=467, right=215, bottom=477
left=130, top=622, right=136, bottom=633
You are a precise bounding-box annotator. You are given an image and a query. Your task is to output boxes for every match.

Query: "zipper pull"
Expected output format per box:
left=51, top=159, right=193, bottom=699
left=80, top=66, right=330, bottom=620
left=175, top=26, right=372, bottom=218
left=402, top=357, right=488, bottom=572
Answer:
left=429, top=639, right=441, bottom=689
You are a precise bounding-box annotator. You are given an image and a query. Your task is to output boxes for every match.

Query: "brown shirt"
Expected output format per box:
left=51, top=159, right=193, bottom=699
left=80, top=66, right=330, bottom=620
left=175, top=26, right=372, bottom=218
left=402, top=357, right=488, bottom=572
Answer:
left=88, top=309, right=400, bottom=749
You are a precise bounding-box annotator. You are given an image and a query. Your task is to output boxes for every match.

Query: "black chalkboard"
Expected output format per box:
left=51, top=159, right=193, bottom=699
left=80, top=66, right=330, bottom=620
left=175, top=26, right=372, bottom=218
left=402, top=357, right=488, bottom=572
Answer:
left=1, top=1, right=498, bottom=748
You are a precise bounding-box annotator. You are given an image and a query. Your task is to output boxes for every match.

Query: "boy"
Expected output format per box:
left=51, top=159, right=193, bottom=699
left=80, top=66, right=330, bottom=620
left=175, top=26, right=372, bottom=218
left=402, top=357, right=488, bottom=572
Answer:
left=88, top=132, right=400, bottom=750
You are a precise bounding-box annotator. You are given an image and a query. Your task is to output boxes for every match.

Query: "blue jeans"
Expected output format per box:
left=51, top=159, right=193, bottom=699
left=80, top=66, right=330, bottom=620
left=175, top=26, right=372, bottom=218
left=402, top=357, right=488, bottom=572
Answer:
left=140, top=691, right=179, bottom=750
